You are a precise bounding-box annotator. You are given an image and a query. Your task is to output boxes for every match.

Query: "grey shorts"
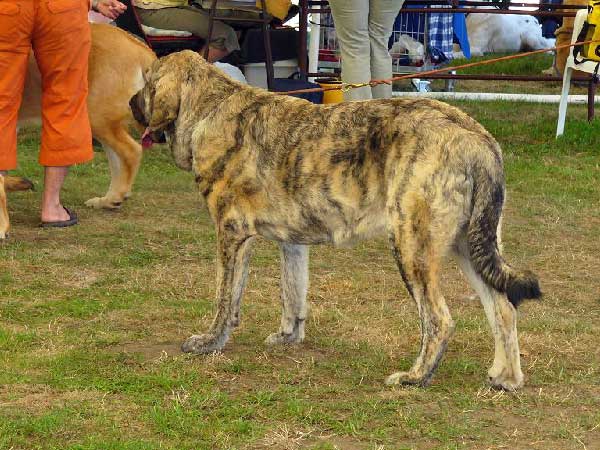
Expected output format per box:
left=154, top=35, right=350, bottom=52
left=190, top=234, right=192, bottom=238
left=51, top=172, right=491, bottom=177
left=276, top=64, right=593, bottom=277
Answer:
left=135, top=5, right=240, bottom=52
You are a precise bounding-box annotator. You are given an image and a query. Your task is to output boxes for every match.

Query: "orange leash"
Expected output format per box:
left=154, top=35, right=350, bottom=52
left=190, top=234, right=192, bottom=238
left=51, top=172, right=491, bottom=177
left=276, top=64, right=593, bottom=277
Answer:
left=278, top=39, right=600, bottom=96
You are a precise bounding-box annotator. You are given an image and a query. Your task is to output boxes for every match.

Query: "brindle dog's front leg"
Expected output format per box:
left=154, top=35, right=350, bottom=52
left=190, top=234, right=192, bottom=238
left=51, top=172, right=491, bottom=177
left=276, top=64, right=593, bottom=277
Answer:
left=265, top=243, right=309, bottom=345
left=181, top=228, right=254, bottom=354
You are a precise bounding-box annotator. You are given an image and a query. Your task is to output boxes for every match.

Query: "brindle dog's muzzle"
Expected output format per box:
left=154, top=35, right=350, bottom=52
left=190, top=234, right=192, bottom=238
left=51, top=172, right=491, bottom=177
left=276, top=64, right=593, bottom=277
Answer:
left=129, top=92, right=166, bottom=148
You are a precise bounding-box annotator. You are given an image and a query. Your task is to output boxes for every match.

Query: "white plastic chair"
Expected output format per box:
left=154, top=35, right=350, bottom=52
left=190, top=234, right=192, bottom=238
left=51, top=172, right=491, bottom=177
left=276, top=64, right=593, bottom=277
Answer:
left=556, top=9, right=600, bottom=137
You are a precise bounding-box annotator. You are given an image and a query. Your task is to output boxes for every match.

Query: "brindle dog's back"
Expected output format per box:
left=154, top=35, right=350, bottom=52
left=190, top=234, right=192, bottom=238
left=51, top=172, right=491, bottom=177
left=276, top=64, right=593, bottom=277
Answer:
left=196, top=91, right=499, bottom=247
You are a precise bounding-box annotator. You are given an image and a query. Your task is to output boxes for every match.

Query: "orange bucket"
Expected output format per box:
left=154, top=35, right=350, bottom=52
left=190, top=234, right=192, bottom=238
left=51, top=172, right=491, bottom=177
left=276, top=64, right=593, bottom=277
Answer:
left=316, top=78, right=343, bottom=103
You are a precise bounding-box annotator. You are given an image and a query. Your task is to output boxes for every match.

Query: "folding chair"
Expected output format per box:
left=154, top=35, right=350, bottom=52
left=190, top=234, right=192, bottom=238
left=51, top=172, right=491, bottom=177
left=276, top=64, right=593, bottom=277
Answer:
left=115, top=0, right=204, bottom=57
left=556, top=8, right=600, bottom=137
left=203, top=0, right=275, bottom=89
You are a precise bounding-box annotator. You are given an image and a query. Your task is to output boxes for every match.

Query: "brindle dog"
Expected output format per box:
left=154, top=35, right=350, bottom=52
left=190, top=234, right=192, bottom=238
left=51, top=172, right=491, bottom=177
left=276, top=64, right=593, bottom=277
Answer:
left=130, top=51, right=541, bottom=390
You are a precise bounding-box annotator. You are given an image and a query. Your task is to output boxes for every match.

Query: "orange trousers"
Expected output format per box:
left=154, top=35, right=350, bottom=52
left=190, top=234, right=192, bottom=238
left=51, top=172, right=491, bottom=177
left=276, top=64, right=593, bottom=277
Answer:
left=0, top=0, right=93, bottom=170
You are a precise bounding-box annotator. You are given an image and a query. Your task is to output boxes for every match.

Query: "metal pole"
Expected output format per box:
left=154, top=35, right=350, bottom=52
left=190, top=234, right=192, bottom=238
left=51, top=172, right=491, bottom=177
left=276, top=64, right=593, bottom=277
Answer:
left=307, top=10, right=321, bottom=82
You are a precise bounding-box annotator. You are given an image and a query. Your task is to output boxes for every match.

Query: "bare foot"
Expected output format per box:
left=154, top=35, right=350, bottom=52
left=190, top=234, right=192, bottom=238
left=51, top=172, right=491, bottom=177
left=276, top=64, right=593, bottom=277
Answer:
left=41, top=203, right=71, bottom=223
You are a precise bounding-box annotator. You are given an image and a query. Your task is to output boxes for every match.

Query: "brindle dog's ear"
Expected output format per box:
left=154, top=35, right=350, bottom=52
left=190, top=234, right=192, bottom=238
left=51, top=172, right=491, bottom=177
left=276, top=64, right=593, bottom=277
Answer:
left=149, top=70, right=180, bottom=131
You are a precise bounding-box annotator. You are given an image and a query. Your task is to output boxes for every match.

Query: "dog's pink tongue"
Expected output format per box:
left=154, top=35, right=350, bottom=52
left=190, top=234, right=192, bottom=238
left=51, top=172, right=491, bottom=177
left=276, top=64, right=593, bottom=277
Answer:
left=141, top=127, right=154, bottom=149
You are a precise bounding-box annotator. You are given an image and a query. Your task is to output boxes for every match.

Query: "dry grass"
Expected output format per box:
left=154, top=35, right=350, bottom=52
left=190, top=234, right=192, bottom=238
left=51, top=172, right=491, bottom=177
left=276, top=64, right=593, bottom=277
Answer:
left=1, top=100, right=599, bottom=449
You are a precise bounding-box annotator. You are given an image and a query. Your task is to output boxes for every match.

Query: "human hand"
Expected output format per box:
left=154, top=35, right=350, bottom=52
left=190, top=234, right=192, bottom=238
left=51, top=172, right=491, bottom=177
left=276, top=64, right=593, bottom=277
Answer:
left=95, top=0, right=126, bottom=20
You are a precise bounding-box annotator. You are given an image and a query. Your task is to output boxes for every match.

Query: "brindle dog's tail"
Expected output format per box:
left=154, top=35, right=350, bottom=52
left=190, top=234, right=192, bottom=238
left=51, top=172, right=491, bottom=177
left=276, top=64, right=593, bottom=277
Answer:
left=4, top=176, right=34, bottom=192
left=467, top=170, right=541, bottom=308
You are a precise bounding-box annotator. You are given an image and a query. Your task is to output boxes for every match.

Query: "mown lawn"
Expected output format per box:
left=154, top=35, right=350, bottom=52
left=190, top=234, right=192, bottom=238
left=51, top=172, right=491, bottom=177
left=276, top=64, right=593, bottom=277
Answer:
left=1, top=100, right=599, bottom=449
left=396, top=52, right=593, bottom=95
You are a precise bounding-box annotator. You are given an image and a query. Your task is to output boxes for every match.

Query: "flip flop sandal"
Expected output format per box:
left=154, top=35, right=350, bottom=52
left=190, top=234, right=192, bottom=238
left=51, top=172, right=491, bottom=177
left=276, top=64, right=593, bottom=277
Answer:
left=39, top=206, right=78, bottom=228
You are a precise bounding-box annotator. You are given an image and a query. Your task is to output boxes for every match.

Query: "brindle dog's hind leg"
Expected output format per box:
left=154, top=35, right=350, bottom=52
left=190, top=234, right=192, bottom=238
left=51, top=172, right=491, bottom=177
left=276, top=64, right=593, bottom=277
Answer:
left=453, top=239, right=524, bottom=391
left=265, top=243, right=309, bottom=345
left=182, top=225, right=255, bottom=354
left=385, top=196, right=455, bottom=387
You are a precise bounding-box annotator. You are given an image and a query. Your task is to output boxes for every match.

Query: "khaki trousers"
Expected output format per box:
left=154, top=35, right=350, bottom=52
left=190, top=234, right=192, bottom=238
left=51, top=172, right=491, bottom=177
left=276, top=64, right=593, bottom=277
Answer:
left=328, top=0, right=404, bottom=101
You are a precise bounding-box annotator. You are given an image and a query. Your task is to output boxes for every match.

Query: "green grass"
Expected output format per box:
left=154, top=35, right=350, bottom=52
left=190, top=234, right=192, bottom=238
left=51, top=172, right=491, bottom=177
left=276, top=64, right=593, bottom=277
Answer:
left=449, top=53, right=554, bottom=76
left=396, top=51, right=591, bottom=96
left=1, top=101, right=599, bottom=449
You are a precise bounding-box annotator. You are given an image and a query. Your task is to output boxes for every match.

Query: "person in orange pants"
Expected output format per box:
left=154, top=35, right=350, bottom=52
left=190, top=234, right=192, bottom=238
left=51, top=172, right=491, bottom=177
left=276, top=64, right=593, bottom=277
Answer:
left=0, top=0, right=125, bottom=228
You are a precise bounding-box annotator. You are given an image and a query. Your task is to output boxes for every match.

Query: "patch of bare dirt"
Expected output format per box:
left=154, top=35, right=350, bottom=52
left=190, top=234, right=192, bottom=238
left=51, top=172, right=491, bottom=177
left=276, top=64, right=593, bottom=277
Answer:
left=114, top=341, right=183, bottom=360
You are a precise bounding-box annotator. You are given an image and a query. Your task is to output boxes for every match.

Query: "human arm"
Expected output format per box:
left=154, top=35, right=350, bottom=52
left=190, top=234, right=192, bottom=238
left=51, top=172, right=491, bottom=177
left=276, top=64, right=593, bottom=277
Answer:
left=91, top=0, right=127, bottom=20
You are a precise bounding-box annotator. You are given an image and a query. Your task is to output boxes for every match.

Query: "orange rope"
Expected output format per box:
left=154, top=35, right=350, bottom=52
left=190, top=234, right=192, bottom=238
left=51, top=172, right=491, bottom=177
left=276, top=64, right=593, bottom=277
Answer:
left=278, top=39, right=600, bottom=96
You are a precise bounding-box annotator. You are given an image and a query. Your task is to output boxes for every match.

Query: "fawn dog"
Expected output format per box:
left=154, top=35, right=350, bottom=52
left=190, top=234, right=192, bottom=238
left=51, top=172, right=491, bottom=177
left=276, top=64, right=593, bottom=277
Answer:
left=1, top=24, right=155, bottom=239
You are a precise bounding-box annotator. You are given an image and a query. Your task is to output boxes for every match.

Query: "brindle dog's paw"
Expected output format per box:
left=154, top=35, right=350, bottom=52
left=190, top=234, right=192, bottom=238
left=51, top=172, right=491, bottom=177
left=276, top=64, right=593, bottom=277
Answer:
left=181, top=334, right=224, bottom=354
left=385, top=371, right=430, bottom=387
left=85, top=196, right=123, bottom=210
left=264, top=331, right=303, bottom=346
left=488, top=373, right=524, bottom=392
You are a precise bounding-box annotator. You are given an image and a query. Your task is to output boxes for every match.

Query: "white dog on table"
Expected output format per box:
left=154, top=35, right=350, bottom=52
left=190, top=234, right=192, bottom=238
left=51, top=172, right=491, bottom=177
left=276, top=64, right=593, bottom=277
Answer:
left=455, top=13, right=555, bottom=57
